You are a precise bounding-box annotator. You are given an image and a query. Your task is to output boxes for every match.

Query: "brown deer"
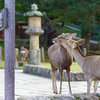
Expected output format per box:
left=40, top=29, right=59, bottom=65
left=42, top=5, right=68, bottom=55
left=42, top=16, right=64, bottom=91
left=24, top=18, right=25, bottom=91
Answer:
left=59, top=38, right=100, bottom=93
left=48, top=33, right=77, bottom=94
left=21, top=46, right=29, bottom=63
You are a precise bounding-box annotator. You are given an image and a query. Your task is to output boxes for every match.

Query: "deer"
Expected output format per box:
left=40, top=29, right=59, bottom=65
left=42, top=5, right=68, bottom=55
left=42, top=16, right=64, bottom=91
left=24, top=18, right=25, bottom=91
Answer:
left=48, top=33, right=77, bottom=94
left=21, top=46, right=29, bottom=63
left=59, top=37, right=100, bottom=93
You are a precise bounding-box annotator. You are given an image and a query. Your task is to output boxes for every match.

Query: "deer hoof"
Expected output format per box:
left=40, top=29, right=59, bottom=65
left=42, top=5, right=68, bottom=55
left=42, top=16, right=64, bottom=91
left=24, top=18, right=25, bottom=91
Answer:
left=54, top=92, right=58, bottom=94
left=55, top=92, right=58, bottom=94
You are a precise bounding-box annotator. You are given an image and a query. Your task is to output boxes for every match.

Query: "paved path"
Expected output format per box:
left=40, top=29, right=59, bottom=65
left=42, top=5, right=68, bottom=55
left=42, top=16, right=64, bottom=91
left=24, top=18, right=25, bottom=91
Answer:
left=0, top=69, right=100, bottom=100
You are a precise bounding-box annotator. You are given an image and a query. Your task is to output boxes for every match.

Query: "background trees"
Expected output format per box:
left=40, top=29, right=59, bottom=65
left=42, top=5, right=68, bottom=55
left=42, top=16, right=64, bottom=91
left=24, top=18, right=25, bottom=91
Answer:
left=65, top=0, right=100, bottom=54
left=0, top=0, right=4, bottom=9
left=0, top=0, right=100, bottom=54
left=47, top=0, right=100, bottom=54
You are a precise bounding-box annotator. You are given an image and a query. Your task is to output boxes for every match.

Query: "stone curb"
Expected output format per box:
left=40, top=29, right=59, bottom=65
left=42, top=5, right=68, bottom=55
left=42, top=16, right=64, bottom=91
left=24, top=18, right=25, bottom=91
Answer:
left=23, top=64, right=86, bottom=81
left=17, top=94, right=75, bottom=100
left=17, top=93, right=100, bottom=100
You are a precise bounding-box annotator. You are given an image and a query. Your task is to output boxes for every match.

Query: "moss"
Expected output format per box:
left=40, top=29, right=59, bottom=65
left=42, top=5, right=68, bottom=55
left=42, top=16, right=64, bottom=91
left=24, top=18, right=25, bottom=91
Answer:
left=75, top=97, right=79, bottom=100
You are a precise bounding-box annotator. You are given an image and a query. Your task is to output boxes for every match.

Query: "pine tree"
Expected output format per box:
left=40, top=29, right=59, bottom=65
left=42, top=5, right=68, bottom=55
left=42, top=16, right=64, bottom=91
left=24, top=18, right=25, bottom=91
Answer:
left=48, top=0, right=100, bottom=55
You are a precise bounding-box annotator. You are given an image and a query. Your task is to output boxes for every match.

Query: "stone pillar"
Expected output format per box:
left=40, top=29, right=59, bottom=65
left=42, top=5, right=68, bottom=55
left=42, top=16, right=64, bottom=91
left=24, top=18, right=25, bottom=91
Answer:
left=41, top=47, right=44, bottom=63
left=30, top=35, right=39, bottom=50
left=25, top=3, right=44, bottom=65
left=15, top=48, right=19, bottom=68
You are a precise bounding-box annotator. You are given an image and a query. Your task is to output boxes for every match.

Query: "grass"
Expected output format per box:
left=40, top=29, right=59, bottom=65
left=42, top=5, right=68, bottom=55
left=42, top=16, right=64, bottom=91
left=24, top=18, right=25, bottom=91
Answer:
left=0, top=61, right=4, bottom=68
left=38, top=61, right=82, bottom=72
left=0, top=61, right=82, bottom=72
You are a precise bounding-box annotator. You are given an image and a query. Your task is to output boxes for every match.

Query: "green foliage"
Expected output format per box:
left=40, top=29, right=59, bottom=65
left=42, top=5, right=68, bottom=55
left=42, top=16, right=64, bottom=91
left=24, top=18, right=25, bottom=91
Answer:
left=15, top=39, right=29, bottom=48
left=1, top=0, right=100, bottom=35
left=45, top=0, right=100, bottom=53
left=0, top=39, right=4, bottom=46
left=15, top=0, right=51, bottom=24
left=65, top=0, right=95, bottom=31
left=48, top=0, right=72, bottom=25
left=1, top=0, right=100, bottom=49
left=0, top=0, right=4, bottom=10
left=75, top=98, right=79, bottom=100
left=57, top=27, right=72, bottom=35
left=15, top=0, right=30, bottom=23
left=46, top=0, right=100, bottom=36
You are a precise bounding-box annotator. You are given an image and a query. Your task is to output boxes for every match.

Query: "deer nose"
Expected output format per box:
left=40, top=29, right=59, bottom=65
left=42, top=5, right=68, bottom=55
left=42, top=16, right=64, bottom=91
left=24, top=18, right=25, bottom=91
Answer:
left=52, top=38, right=56, bottom=43
left=52, top=39, right=54, bottom=42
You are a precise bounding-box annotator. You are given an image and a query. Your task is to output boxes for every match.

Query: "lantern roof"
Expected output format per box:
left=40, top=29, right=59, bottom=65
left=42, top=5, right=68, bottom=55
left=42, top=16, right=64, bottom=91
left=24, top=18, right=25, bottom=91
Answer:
left=25, top=3, right=43, bottom=17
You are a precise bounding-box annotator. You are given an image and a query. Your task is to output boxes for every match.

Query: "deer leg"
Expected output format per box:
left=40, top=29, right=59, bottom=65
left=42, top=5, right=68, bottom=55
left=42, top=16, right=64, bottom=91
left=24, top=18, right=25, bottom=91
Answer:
left=94, top=80, right=99, bottom=92
left=59, top=69, right=63, bottom=94
left=87, top=78, right=92, bottom=93
left=66, top=70, right=72, bottom=94
left=54, top=71, right=58, bottom=94
left=51, top=69, right=58, bottom=94
left=51, top=70, right=55, bottom=93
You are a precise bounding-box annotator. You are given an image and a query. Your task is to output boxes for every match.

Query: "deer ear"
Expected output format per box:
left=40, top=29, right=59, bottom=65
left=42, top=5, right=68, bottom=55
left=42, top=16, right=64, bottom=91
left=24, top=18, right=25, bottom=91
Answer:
left=78, top=39, right=85, bottom=45
left=71, top=33, right=77, bottom=39
left=72, top=43, right=77, bottom=48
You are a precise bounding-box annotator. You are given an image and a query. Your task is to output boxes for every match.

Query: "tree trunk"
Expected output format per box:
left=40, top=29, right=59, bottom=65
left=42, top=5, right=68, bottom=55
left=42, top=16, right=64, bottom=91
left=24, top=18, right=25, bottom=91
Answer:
left=81, top=31, right=90, bottom=56
left=5, top=0, right=15, bottom=100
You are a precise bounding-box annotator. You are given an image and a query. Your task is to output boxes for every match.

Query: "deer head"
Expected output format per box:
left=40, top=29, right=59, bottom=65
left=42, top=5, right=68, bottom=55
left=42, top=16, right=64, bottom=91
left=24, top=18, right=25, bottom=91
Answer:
left=52, top=33, right=77, bottom=44
left=59, top=39, right=85, bottom=52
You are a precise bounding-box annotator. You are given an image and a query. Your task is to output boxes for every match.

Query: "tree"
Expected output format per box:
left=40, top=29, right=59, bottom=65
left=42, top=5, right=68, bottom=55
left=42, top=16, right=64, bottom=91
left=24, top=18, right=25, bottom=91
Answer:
left=0, top=0, right=4, bottom=10
left=48, top=0, right=100, bottom=55
left=15, top=0, right=49, bottom=24
left=65, top=0, right=100, bottom=55
left=2, top=0, right=100, bottom=50
left=47, top=0, right=72, bottom=34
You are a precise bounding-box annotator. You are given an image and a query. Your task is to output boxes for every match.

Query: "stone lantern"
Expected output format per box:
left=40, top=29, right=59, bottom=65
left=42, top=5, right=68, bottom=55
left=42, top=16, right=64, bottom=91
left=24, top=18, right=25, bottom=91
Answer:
left=25, top=3, right=44, bottom=65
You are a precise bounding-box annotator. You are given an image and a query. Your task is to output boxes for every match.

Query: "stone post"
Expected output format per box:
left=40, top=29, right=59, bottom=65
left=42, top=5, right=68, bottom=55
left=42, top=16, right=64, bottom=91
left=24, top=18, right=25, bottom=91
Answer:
left=98, top=41, right=100, bottom=50
left=15, top=48, right=19, bottom=68
left=41, top=47, right=44, bottom=62
left=25, top=3, right=44, bottom=65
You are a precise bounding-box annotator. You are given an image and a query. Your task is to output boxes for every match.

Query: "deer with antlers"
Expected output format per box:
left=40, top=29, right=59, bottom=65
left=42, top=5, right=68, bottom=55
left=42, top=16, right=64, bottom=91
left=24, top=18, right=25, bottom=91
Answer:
left=59, top=37, right=100, bottom=93
left=48, top=33, right=77, bottom=94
